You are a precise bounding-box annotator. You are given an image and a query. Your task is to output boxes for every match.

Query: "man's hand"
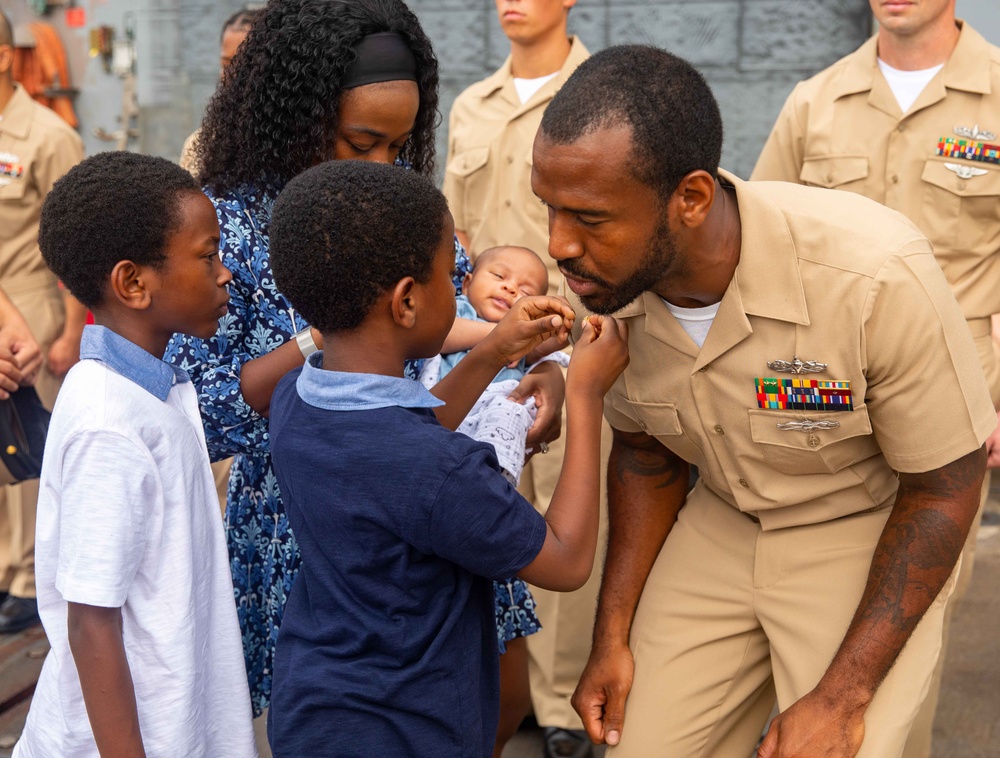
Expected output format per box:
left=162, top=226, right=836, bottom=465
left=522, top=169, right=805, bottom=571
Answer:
left=509, top=360, right=565, bottom=448
left=47, top=332, right=81, bottom=378
left=985, top=410, right=1000, bottom=468
left=0, top=307, right=42, bottom=397
left=757, top=687, right=866, bottom=758
left=571, top=642, right=634, bottom=747
left=483, top=295, right=575, bottom=368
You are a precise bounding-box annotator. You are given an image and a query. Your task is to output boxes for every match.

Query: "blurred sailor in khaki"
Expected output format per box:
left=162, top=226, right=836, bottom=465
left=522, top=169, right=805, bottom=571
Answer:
left=443, top=3, right=601, bottom=754
left=753, top=4, right=1000, bottom=755
left=0, top=11, right=83, bottom=633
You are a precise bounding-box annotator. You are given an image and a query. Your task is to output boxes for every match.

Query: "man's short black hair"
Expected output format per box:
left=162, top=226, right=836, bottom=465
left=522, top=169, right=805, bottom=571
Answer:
left=271, top=160, right=449, bottom=333
left=539, top=45, right=723, bottom=200
left=39, top=152, right=200, bottom=309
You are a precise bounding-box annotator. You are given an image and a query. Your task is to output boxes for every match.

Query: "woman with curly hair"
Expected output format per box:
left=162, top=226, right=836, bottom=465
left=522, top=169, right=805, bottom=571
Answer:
left=164, top=0, right=566, bottom=740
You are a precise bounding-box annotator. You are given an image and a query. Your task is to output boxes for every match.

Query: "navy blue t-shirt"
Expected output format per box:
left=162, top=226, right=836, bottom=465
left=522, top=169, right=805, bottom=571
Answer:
left=268, top=361, right=547, bottom=757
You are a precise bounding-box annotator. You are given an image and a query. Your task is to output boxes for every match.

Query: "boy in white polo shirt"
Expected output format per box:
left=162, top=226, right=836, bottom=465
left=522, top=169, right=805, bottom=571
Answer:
left=13, top=152, right=256, bottom=758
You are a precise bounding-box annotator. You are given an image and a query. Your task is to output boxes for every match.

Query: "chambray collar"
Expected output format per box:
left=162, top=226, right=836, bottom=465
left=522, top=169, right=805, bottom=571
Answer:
left=296, top=352, right=445, bottom=411
left=79, top=325, right=189, bottom=401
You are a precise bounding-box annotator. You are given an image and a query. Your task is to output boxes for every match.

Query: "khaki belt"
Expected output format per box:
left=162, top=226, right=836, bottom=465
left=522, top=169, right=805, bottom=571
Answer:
left=966, top=317, right=992, bottom=339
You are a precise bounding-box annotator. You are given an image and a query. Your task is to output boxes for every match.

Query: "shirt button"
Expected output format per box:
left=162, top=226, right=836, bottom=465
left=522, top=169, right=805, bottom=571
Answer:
left=958, top=181, right=967, bottom=190
left=890, top=175, right=899, bottom=184
left=738, top=477, right=749, bottom=488
left=826, top=174, right=834, bottom=184
left=897, top=123, right=905, bottom=132
left=504, top=199, right=512, bottom=207
left=638, top=420, right=647, bottom=430
left=714, top=425, right=725, bottom=436
left=699, top=366, right=708, bottom=373
left=506, top=156, right=513, bottom=164
left=807, top=435, right=820, bottom=448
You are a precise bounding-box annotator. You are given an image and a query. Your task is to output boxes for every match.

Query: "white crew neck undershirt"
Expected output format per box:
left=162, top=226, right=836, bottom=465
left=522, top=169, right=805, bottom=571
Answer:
left=513, top=72, right=558, bottom=104
left=877, top=59, right=944, bottom=114
left=660, top=298, right=721, bottom=349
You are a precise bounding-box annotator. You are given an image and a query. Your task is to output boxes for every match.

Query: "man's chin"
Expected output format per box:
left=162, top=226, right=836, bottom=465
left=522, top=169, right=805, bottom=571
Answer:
left=579, top=290, right=641, bottom=316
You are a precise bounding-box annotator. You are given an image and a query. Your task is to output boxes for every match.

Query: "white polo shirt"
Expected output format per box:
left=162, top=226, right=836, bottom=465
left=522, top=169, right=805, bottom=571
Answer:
left=14, top=326, right=256, bottom=758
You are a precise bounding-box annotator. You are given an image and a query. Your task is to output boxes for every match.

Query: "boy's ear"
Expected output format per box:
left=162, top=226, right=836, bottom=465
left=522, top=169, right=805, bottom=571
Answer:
left=391, top=276, right=418, bottom=328
left=109, top=261, right=154, bottom=311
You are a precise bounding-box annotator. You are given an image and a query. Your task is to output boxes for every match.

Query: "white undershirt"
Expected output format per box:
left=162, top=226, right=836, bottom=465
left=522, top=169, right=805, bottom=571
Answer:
left=877, top=59, right=944, bottom=114
left=513, top=72, right=558, bottom=104
left=661, top=298, right=721, bottom=349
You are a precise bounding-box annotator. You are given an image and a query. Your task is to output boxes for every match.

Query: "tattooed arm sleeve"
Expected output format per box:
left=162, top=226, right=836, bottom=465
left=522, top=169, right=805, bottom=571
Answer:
left=814, top=445, right=985, bottom=710
left=590, top=428, right=691, bottom=649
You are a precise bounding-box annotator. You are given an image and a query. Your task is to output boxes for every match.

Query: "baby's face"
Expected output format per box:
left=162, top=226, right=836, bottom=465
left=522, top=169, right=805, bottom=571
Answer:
left=464, top=247, right=549, bottom=322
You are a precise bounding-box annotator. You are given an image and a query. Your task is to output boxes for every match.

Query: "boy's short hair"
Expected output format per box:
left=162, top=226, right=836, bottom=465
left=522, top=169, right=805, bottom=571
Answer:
left=39, top=152, right=201, bottom=309
left=271, top=160, right=449, bottom=333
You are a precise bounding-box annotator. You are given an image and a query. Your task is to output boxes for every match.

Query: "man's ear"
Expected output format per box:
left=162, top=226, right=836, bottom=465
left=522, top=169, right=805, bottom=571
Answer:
left=671, top=170, right=717, bottom=230
left=109, top=260, right=154, bottom=311
left=391, top=276, right=418, bottom=328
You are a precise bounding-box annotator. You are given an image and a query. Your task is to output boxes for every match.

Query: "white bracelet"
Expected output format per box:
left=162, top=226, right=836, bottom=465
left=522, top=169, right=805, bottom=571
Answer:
left=294, top=328, right=318, bottom=359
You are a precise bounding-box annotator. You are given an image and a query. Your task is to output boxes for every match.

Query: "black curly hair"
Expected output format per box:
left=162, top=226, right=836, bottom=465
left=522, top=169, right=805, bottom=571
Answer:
left=270, top=160, right=449, bottom=333
left=540, top=45, right=723, bottom=201
left=196, top=0, right=439, bottom=192
left=38, top=152, right=200, bottom=309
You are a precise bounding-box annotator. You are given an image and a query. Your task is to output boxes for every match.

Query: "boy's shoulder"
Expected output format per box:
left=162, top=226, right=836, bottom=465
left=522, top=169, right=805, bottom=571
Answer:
left=271, top=366, right=502, bottom=474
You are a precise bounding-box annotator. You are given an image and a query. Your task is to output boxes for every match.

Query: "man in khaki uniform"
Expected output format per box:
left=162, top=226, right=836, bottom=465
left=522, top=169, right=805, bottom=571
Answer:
left=751, top=5, right=1000, bottom=754
left=532, top=46, right=994, bottom=758
left=443, top=4, right=597, bottom=753
left=0, top=12, right=83, bottom=633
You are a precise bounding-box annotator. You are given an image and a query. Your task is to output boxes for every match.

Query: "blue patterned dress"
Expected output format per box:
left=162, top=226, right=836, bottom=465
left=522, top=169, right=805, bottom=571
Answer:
left=165, top=181, right=539, bottom=714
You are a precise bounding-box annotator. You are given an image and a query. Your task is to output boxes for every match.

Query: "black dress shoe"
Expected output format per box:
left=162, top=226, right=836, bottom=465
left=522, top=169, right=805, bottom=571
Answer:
left=0, top=595, right=40, bottom=634
left=543, top=727, right=593, bottom=758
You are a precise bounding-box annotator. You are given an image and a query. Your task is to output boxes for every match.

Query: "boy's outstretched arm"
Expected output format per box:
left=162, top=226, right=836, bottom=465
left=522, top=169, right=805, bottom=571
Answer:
left=518, top=316, right=629, bottom=591
left=431, top=295, right=575, bottom=431
left=68, top=603, right=147, bottom=758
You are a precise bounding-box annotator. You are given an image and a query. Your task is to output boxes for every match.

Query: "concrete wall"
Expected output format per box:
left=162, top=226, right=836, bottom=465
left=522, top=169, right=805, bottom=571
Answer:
left=1, top=0, right=995, bottom=181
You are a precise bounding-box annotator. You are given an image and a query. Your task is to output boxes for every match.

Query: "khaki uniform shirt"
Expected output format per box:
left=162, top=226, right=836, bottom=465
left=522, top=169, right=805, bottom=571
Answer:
left=752, top=22, right=1000, bottom=399
left=0, top=83, right=83, bottom=291
left=575, top=172, right=994, bottom=531
left=443, top=37, right=589, bottom=293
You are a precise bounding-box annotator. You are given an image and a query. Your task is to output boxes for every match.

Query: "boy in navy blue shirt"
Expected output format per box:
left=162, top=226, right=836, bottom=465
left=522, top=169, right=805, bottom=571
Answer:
left=266, top=160, right=628, bottom=758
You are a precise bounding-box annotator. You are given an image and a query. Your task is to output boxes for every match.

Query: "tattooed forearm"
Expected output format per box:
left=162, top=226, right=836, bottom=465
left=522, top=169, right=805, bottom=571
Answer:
left=613, top=430, right=686, bottom=489
left=819, top=446, right=985, bottom=705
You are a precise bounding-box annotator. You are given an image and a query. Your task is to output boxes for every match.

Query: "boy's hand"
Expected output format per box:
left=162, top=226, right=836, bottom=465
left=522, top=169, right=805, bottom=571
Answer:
left=567, top=315, right=629, bottom=396
left=484, top=295, right=576, bottom=367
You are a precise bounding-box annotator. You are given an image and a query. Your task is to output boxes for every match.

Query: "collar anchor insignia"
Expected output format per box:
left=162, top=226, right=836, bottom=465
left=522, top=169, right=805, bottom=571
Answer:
left=953, top=124, right=996, bottom=141
left=766, top=356, right=827, bottom=374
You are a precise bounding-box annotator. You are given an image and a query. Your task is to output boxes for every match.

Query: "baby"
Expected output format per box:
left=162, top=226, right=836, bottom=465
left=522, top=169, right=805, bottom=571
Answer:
left=420, top=245, right=568, bottom=484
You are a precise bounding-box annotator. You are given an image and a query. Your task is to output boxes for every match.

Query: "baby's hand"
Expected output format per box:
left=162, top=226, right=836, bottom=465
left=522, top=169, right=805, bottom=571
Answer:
left=485, top=296, right=576, bottom=367
left=567, top=315, right=629, bottom=396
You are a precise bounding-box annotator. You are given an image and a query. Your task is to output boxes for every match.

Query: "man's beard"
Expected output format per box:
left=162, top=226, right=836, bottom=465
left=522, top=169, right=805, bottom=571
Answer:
left=561, top=216, right=681, bottom=315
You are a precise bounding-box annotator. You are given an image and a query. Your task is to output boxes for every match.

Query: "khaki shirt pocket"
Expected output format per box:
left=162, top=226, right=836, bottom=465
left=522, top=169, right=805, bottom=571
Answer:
left=445, top=146, right=490, bottom=232
left=920, top=158, right=1000, bottom=252
left=0, top=177, right=28, bottom=202
left=799, top=155, right=869, bottom=189
left=749, top=405, right=876, bottom=475
left=609, top=396, right=705, bottom=463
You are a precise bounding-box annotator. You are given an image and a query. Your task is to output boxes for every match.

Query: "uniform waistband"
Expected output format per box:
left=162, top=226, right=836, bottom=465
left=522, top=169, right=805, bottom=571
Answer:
left=966, top=317, right=992, bottom=338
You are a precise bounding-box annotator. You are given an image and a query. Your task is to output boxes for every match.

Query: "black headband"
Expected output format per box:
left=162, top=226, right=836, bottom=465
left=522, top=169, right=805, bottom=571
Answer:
left=342, top=32, right=418, bottom=90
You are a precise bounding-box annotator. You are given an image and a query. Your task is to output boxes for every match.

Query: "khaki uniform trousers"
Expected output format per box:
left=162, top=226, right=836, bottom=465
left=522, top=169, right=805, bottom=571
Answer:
left=520, top=409, right=612, bottom=730
left=0, top=275, right=65, bottom=599
left=609, top=484, right=953, bottom=758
